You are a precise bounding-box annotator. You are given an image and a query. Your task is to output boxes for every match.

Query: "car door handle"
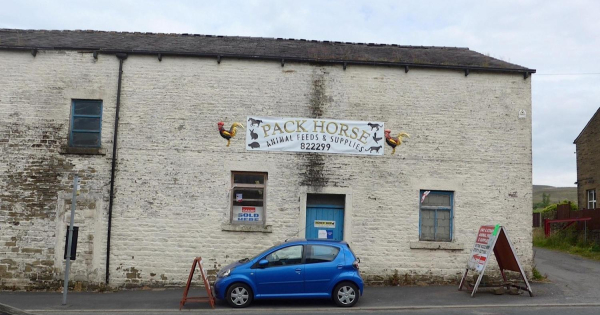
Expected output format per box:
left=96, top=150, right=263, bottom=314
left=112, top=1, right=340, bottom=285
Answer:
left=295, top=268, right=302, bottom=273
left=337, top=264, right=343, bottom=269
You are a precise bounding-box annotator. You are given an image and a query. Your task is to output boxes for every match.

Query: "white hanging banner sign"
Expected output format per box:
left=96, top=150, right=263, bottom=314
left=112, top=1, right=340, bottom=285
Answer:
left=246, top=116, right=385, bottom=155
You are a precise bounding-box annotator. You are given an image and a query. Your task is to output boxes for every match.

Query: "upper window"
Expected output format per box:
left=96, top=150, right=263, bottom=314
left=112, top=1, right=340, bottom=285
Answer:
left=263, top=245, right=303, bottom=267
left=588, top=189, right=597, bottom=209
left=230, top=172, right=267, bottom=225
left=306, top=245, right=340, bottom=264
left=419, top=190, right=453, bottom=242
left=69, top=100, right=102, bottom=147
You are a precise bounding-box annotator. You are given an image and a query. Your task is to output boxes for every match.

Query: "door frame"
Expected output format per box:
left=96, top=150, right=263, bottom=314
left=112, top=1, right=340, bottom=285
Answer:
left=299, top=187, right=353, bottom=243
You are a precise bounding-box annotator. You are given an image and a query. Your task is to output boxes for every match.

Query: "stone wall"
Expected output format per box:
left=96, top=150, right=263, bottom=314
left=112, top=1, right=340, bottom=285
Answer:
left=575, top=110, right=599, bottom=210
left=0, top=50, right=117, bottom=289
left=0, top=50, right=533, bottom=289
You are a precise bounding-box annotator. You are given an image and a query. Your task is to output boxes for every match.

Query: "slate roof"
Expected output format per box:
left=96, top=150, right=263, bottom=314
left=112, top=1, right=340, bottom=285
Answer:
left=0, top=29, right=535, bottom=74
left=574, top=107, right=600, bottom=144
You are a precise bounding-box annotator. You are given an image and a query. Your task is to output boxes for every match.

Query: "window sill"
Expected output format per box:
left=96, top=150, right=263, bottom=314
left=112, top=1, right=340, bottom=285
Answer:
left=221, top=223, right=272, bottom=233
left=410, top=241, right=464, bottom=250
left=59, top=147, right=107, bottom=156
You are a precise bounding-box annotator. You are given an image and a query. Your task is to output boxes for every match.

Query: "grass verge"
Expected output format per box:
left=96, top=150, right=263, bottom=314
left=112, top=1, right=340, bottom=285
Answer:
left=533, top=227, right=600, bottom=261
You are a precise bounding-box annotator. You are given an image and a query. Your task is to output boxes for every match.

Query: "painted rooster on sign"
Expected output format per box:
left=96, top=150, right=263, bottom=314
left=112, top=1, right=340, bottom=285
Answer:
left=218, top=122, right=244, bottom=147
left=384, top=129, right=410, bottom=155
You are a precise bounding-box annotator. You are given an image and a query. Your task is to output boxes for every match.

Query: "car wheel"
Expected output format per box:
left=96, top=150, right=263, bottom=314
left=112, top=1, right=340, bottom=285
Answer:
left=226, top=283, right=253, bottom=308
left=333, top=282, right=359, bottom=307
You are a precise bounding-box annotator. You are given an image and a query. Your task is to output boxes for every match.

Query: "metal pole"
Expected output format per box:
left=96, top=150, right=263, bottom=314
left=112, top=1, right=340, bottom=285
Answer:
left=62, top=175, right=78, bottom=305
left=585, top=221, right=587, bottom=244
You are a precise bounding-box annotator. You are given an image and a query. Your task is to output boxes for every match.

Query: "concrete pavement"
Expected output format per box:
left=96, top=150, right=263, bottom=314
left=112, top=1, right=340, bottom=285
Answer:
left=0, top=282, right=590, bottom=314
left=2, top=247, right=600, bottom=314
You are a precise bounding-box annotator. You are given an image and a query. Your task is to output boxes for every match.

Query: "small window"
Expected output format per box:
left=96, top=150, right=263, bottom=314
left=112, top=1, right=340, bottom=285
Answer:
left=588, top=189, right=597, bottom=209
left=306, top=245, right=340, bottom=264
left=419, top=190, right=453, bottom=242
left=69, top=100, right=102, bottom=147
left=263, top=245, right=303, bottom=267
left=231, top=172, right=267, bottom=225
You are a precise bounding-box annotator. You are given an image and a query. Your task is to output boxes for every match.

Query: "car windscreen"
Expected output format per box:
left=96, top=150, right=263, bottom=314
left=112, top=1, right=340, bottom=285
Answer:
left=249, top=243, right=283, bottom=261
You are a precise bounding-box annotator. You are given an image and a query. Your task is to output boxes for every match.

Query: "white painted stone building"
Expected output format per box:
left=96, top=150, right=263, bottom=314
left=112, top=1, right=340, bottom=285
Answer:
left=0, top=29, right=535, bottom=289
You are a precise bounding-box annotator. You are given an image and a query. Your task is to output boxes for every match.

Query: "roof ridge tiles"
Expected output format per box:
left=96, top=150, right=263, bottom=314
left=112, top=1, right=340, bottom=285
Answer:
left=0, top=28, right=534, bottom=72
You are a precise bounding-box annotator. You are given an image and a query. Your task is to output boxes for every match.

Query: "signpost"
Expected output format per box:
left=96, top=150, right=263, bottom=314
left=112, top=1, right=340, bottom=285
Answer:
left=459, top=225, right=533, bottom=297
left=62, top=175, right=79, bottom=305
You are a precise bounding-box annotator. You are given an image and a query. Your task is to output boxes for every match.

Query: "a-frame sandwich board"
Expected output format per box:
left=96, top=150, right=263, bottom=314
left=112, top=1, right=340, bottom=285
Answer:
left=180, top=257, right=215, bottom=309
left=459, top=225, right=533, bottom=297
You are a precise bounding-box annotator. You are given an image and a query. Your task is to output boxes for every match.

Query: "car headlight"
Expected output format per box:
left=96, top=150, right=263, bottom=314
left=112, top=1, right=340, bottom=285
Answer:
left=221, top=269, right=231, bottom=278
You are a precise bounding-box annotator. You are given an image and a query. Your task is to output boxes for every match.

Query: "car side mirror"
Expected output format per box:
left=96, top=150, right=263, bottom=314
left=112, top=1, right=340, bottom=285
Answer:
left=259, top=259, right=269, bottom=267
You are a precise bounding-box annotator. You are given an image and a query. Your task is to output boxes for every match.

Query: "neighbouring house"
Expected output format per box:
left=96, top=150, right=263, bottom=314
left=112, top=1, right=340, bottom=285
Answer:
left=574, top=107, right=600, bottom=210
left=0, top=29, right=535, bottom=289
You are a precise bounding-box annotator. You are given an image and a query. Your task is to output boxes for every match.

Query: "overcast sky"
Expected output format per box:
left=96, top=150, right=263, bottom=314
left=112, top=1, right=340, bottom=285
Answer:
left=1, top=0, right=598, bottom=187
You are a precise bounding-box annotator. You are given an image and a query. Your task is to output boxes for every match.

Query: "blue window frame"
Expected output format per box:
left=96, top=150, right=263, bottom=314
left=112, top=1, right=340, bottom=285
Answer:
left=69, top=100, right=103, bottom=147
left=419, top=190, right=453, bottom=241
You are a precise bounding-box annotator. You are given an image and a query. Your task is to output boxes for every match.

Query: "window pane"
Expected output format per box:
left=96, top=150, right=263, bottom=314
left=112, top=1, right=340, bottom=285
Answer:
left=232, top=189, right=263, bottom=201
left=420, top=209, right=436, bottom=241
left=264, top=245, right=303, bottom=267
left=422, top=193, right=451, bottom=207
left=436, top=210, right=451, bottom=241
left=234, top=173, right=265, bottom=185
left=306, top=245, right=340, bottom=264
left=71, top=132, right=100, bottom=147
left=73, top=117, right=101, bottom=131
left=74, top=101, right=102, bottom=115
left=233, top=200, right=263, bottom=207
left=588, top=190, right=596, bottom=209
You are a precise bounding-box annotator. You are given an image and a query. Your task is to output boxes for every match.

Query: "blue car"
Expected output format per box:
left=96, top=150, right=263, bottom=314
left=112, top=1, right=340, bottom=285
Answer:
left=214, top=239, right=363, bottom=308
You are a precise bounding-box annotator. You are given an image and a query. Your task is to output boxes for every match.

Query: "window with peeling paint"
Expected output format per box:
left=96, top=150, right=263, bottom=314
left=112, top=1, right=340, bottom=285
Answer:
left=231, top=172, right=267, bottom=225
left=419, top=190, right=454, bottom=242
left=69, top=100, right=102, bottom=147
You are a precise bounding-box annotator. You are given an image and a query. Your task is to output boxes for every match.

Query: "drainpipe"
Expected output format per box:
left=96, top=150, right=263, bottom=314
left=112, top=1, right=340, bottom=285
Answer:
left=106, top=53, right=127, bottom=284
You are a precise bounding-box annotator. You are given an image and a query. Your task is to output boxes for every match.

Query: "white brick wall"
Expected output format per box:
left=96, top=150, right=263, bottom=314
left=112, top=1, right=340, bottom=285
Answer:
left=0, top=50, right=532, bottom=288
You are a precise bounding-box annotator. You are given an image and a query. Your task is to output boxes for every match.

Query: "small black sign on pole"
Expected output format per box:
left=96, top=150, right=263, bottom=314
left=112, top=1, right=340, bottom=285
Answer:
left=63, top=226, right=78, bottom=260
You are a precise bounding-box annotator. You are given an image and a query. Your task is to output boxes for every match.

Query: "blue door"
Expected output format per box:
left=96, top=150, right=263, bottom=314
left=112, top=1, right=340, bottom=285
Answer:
left=305, top=205, right=344, bottom=241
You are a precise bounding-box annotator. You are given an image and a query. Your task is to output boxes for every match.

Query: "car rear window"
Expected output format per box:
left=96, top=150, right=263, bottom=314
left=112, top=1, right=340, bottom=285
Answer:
left=306, top=245, right=340, bottom=264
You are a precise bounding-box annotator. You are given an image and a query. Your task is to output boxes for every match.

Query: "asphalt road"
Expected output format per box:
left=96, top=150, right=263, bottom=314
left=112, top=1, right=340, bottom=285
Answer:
left=2, top=247, right=600, bottom=315
left=534, top=246, right=600, bottom=302
left=21, top=305, right=600, bottom=315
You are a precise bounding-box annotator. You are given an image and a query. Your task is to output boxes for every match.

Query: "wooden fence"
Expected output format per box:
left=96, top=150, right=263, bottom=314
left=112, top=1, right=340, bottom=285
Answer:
left=555, top=204, right=600, bottom=230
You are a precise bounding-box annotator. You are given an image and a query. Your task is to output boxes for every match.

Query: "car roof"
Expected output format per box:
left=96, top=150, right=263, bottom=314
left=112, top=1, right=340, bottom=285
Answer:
left=284, top=238, right=348, bottom=245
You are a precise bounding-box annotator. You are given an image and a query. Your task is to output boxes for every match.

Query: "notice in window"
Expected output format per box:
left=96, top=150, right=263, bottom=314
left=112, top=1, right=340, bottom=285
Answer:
left=318, top=230, right=327, bottom=239
left=232, top=206, right=263, bottom=223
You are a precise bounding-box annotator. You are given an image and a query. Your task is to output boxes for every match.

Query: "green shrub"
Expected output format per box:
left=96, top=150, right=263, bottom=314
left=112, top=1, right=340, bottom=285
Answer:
left=532, top=266, right=545, bottom=281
